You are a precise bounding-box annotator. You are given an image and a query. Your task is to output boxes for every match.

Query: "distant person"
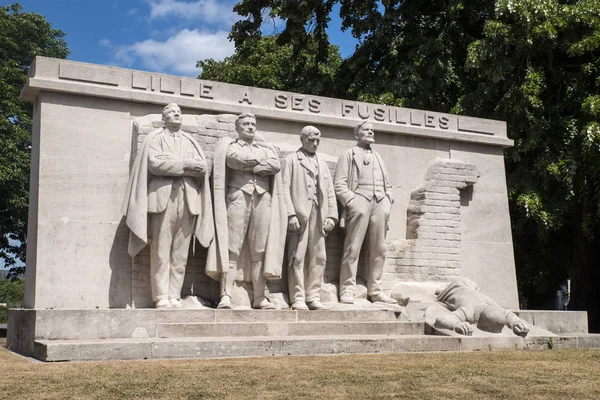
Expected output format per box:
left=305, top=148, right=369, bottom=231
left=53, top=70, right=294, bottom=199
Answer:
left=334, top=121, right=396, bottom=305
left=122, top=103, right=214, bottom=308
left=282, top=126, right=337, bottom=310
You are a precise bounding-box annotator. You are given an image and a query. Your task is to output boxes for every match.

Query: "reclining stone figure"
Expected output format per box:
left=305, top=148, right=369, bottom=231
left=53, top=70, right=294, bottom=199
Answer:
left=434, top=277, right=529, bottom=337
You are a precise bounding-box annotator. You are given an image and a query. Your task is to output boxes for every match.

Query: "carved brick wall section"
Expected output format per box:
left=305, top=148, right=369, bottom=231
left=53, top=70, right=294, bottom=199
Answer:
left=384, top=159, right=480, bottom=284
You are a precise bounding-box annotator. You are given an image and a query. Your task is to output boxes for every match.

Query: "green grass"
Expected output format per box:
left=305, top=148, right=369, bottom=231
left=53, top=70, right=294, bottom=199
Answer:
left=1, top=338, right=599, bottom=399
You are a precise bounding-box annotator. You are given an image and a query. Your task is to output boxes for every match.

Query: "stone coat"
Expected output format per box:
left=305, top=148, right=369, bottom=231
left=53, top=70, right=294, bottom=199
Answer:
left=121, top=128, right=214, bottom=258
left=206, top=136, right=287, bottom=280
left=282, top=149, right=338, bottom=234
left=334, top=145, right=393, bottom=228
left=147, top=132, right=205, bottom=215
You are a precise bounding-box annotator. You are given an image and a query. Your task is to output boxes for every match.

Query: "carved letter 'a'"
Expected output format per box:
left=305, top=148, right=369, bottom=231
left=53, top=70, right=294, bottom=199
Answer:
left=239, top=91, right=252, bottom=104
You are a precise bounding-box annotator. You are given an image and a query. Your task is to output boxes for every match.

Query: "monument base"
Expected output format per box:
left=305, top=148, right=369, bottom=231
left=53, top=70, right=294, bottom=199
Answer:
left=7, top=308, right=600, bottom=361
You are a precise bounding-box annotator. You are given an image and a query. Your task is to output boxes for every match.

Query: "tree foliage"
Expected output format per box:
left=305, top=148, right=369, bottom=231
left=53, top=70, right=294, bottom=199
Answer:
left=198, top=34, right=342, bottom=96
left=464, top=0, right=600, bottom=326
left=199, top=0, right=600, bottom=330
left=0, top=277, right=24, bottom=323
left=0, top=3, right=69, bottom=277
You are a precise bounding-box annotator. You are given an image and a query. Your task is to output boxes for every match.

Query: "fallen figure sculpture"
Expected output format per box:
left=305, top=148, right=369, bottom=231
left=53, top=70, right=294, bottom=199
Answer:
left=434, top=277, right=529, bottom=337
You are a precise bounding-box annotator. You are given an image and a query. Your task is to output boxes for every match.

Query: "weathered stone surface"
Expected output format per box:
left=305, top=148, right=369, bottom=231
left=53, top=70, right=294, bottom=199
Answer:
left=156, top=321, right=423, bottom=337
left=515, top=310, right=589, bottom=334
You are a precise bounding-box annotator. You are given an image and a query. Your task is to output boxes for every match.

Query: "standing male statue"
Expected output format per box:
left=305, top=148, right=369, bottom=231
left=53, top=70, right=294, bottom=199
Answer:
left=282, top=126, right=337, bottom=310
left=208, top=113, right=287, bottom=309
left=334, top=121, right=397, bottom=305
left=122, top=103, right=214, bottom=308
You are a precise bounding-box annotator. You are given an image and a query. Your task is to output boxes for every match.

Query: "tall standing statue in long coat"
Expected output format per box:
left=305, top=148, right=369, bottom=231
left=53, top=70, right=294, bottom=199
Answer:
left=122, top=103, right=214, bottom=308
left=207, top=113, right=287, bottom=309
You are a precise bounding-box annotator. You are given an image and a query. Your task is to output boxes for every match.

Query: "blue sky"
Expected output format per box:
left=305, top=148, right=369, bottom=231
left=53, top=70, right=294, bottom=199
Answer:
left=8, top=0, right=357, bottom=77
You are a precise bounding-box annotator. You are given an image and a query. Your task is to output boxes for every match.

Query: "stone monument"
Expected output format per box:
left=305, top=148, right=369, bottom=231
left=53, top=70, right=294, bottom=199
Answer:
left=6, top=57, right=598, bottom=361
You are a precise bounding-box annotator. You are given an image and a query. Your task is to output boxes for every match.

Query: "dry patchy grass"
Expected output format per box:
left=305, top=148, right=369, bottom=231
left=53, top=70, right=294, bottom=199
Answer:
left=1, top=337, right=599, bottom=399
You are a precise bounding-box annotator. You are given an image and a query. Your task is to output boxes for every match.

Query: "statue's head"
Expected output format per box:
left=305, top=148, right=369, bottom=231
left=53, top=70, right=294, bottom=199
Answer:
left=162, top=103, right=182, bottom=129
left=236, top=112, right=256, bottom=141
left=300, top=125, right=321, bottom=154
left=477, top=305, right=506, bottom=333
left=354, top=121, right=375, bottom=147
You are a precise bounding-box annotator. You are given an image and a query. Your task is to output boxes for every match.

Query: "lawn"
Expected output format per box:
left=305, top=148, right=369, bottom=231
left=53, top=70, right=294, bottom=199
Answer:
left=1, top=338, right=599, bottom=399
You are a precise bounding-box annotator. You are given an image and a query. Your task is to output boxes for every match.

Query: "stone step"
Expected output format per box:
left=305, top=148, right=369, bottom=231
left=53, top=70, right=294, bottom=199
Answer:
left=156, top=321, right=424, bottom=338
left=33, top=333, right=600, bottom=362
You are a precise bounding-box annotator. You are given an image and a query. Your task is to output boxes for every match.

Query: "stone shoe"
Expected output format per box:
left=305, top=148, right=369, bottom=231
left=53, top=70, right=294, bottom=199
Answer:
left=307, top=300, right=330, bottom=310
left=291, top=301, right=309, bottom=310
left=155, top=299, right=172, bottom=309
left=253, top=298, right=276, bottom=310
left=368, top=292, right=398, bottom=304
left=339, top=292, right=354, bottom=304
left=217, top=295, right=232, bottom=309
left=169, top=298, right=183, bottom=308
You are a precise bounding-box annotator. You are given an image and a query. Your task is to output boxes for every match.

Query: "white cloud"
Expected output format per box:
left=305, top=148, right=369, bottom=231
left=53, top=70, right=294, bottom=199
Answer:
left=113, top=29, right=234, bottom=76
left=148, top=0, right=239, bottom=27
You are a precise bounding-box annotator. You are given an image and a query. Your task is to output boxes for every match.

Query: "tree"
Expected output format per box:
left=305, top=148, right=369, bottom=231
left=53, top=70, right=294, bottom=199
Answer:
left=199, top=34, right=342, bottom=96
left=0, top=3, right=69, bottom=278
left=203, top=0, right=600, bottom=330
left=464, top=0, right=600, bottom=329
left=0, top=277, right=24, bottom=323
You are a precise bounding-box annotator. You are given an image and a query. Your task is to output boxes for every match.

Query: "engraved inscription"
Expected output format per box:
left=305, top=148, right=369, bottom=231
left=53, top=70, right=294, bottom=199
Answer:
left=180, top=79, right=197, bottom=96
left=239, top=91, right=252, bottom=104
left=274, top=94, right=321, bottom=113
left=160, top=77, right=176, bottom=94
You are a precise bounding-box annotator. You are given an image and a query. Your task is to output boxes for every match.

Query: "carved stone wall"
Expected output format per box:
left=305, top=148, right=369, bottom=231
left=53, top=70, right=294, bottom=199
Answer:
left=130, top=113, right=345, bottom=308
left=383, top=159, right=480, bottom=283
left=131, top=117, right=481, bottom=306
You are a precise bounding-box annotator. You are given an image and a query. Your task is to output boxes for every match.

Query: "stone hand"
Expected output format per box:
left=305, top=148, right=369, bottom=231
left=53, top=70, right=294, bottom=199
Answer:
left=323, top=218, right=335, bottom=233
left=512, top=321, right=529, bottom=337
left=288, top=216, right=301, bottom=232
left=454, top=322, right=474, bottom=336
left=185, top=159, right=206, bottom=172
left=253, top=162, right=274, bottom=176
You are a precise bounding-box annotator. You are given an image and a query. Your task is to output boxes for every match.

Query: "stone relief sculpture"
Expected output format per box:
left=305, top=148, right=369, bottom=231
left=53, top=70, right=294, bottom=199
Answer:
left=122, top=103, right=214, bottom=308
left=282, top=126, right=338, bottom=310
left=207, top=113, right=287, bottom=309
left=434, top=277, right=530, bottom=337
left=334, top=121, right=397, bottom=305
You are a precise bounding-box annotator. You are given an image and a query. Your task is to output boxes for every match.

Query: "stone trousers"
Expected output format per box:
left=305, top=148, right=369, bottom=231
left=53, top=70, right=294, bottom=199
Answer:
left=224, top=189, right=271, bottom=302
left=339, top=195, right=391, bottom=297
left=226, top=189, right=271, bottom=262
left=287, top=203, right=326, bottom=303
left=149, top=181, right=196, bottom=302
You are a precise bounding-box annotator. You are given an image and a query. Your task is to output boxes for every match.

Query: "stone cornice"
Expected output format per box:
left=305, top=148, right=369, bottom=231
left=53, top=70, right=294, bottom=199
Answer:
left=21, top=57, right=513, bottom=148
